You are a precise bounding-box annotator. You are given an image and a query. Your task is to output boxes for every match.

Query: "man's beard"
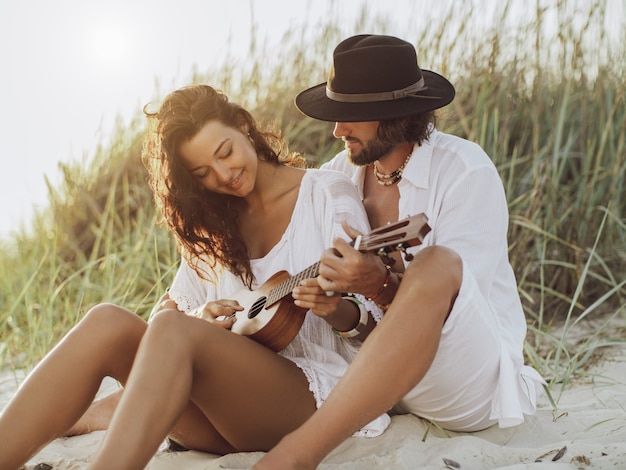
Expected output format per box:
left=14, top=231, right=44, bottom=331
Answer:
left=346, top=137, right=394, bottom=167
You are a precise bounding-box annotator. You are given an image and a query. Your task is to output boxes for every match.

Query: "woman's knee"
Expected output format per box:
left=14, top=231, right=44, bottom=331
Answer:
left=147, top=310, right=238, bottom=360
left=144, top=309, right=198, bottom=349
left=67, top=304, right=147, bottom=379
left=148, top=308, right=188, bottom=332
left=81, top=303, right=146, bottom=343
left=83, top=302, right=136, bottom=328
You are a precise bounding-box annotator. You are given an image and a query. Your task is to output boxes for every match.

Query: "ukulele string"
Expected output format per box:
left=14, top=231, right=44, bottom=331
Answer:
left=265, top=216, right=424, bottom=305
left=266, top=262, right=321, bottom=306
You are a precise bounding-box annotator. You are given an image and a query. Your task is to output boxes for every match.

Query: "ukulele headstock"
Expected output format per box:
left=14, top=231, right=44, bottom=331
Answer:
left=354, top=213, right=431, bottom=261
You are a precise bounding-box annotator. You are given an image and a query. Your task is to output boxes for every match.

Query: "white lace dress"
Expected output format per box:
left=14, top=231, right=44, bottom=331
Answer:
left=167, top=169, right=391, bottom=437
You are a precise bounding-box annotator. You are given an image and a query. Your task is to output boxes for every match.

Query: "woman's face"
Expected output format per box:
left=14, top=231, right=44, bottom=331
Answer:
left=179, top=120, right=258, bottom=197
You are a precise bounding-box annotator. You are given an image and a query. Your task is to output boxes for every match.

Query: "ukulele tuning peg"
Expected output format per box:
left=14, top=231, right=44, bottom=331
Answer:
left=399, top=247, right=414, bottom=262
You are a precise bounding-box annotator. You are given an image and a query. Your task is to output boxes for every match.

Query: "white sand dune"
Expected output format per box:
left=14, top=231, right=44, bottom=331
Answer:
left=2, top=347, right=626, bottom=469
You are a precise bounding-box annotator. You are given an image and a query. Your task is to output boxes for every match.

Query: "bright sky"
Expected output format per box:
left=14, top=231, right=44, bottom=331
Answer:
left=0, top=0, right=417, bottom=238
left=0, top=0, right=623, bottom=239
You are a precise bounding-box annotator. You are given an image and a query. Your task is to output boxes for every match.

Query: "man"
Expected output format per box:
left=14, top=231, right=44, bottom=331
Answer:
left=254, top=34, right=544, bottom=469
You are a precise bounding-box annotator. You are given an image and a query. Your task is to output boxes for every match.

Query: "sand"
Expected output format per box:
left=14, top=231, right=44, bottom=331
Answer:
left=2, top=347, right=626, bottom=469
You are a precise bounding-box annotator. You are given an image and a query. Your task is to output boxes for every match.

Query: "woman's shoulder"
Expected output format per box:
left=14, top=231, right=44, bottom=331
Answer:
left=302, top=167, right=354, bottom=187
left=300, top=169, right=362, bottom=210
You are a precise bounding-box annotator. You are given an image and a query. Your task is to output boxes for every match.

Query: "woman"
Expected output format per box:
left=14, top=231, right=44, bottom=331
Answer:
left=0, top=85, right=389, bottom=470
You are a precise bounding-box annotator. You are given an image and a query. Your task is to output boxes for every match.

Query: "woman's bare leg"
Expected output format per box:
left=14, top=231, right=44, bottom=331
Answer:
left=63, top=379, right=233, bottom=449
left=66, top=376, right=239, bottom=453
left=65, top=292, right=175, bottom=437
left=254, top=246, right=463, bottom=469
left=0, top=303, right=147, bottom=470
left=64, top=388, right=122, bottom=436
left=89, top=308, right=317, bottom=470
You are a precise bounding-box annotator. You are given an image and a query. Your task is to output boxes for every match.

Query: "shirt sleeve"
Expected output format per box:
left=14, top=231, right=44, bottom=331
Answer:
left=308, top=170, right=386, bottom=322
left=430, top=164, right=511, bottom=298
left=310, top=170, right=371, bottom=245
left=167, top=255, right=216, bottom=314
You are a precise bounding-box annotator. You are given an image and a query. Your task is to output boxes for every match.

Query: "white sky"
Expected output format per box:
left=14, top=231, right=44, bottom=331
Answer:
left=0, top=0, right=623, bottom=239
left=0, top=0, right=414, bottom=238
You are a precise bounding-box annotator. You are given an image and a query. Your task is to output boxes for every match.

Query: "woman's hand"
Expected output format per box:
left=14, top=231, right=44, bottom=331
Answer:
left=292, top=277, right=341, bottom=319
left=189, top=299, right=243, bottom=329
left=293, top=278, right=372, bottom=339
left=149, top=292, right=181, bottom=319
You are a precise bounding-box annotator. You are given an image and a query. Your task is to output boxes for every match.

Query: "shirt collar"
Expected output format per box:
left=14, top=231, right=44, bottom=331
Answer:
left=398, top=130, right=435, bottom=190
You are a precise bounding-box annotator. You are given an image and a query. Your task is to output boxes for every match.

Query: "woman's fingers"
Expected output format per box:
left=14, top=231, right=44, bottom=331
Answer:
left=190, top=300, right=243, bottom=329
left=293, top=278, right=341, bottom=316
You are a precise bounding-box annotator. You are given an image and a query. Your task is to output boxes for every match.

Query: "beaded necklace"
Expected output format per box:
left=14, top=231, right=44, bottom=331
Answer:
left=372, top=150, right=412, bottom=186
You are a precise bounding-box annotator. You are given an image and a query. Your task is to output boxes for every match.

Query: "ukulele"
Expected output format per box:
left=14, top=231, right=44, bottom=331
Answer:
left=228, top=213, right=431, bottom=352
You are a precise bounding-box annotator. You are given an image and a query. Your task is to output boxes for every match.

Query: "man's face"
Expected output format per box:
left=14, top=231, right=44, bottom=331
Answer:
left=333, top=121, right=393, bottom=166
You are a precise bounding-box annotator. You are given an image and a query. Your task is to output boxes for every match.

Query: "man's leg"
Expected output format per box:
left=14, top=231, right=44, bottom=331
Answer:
left=254, top=246, right=463, bottom=469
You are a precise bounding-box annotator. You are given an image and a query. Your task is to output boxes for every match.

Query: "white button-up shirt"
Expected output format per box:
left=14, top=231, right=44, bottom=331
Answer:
left=322, top=129, right=544, bottom=427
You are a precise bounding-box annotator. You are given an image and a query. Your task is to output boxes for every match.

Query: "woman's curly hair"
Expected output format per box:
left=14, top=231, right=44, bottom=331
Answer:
left=142, top=85, right=305, bottom=288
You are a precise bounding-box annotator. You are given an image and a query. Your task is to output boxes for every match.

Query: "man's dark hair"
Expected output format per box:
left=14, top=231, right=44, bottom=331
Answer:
left=377, top=111, right=436, bottom=146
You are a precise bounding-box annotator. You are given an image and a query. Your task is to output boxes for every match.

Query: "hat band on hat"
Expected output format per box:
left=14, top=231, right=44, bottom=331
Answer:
left=326, top=77, right=440, bottom=103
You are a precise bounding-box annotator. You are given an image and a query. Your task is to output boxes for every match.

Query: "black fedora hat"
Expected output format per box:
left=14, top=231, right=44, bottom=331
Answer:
left=295, top=34, right=455, bottom=122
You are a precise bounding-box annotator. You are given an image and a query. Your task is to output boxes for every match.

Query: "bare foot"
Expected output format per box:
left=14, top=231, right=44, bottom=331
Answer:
left=64, top=389, right=122, bottom=436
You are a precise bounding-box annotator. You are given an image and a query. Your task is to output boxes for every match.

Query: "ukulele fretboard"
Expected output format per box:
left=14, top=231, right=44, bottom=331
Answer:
left=266, top=262, right=321, bottom=307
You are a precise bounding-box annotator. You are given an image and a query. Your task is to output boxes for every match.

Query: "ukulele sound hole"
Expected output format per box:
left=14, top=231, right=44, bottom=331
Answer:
left=248, top=297, right=267, bottom=319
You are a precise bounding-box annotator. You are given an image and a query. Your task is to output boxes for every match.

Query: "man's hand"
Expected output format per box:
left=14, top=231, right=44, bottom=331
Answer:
left=317, top=221, right=389, bottom=298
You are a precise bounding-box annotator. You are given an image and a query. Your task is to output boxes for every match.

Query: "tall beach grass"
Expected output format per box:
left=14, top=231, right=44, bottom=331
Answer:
left=1, top=1, right=624, bottom=405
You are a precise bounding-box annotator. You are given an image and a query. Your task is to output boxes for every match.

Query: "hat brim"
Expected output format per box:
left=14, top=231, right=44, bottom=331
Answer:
left=295, top=70, right=455, bottom=122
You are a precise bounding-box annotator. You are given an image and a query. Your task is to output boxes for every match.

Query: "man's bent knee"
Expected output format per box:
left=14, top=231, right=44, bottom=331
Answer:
left=405, top=246, right=463, bottom=290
